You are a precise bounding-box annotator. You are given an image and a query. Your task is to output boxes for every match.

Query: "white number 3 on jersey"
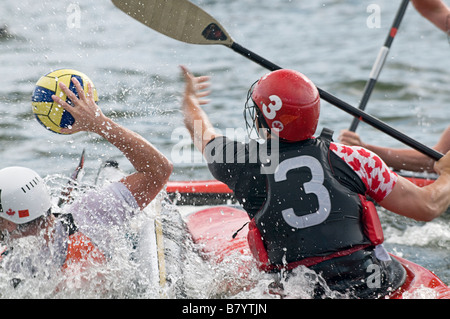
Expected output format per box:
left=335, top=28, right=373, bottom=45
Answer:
left=275, top=155, right=331, bottom=229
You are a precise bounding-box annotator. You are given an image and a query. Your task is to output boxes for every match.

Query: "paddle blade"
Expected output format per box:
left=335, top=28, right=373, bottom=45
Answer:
left=112, top=0, right=234, bottom=46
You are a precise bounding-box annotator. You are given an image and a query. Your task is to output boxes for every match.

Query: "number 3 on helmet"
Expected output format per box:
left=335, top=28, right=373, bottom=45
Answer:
left=251, top=69, right=320, bottom=142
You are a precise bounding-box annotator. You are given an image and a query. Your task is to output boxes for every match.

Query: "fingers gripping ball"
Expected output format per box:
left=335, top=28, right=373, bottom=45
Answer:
left=31, top=69, right=98, bottom=134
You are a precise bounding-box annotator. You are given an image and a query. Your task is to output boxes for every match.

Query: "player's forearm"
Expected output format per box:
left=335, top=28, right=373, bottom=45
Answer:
left=411, top=0, right=450, bottom=32
left=95, top=118, right=172, bottom=180
left=363, top=143, right=435, bottom=172
left=425, top=172, right=450, bottom=219
left=182, top=101, right=216, bottom=152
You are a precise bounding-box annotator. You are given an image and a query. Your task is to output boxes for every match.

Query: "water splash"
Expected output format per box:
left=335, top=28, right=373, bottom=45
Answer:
left=402, top=285, right=438, bottom=299
left=2, top=172, right=447, bottom=298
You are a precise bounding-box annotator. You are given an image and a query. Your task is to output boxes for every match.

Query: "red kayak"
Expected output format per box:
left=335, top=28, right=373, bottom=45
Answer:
left=167, top=178, right=448, bottom=298
left=185, top=205, right=450, bottom=299
left=178, top=194, right=450, bottom=299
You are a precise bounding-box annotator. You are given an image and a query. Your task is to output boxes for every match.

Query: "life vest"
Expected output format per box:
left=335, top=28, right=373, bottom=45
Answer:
left=247, top=129, right=384, bottom=271
left=55, top=213, right=105, bottom=270
left=62, top=232, right=106, bottom=270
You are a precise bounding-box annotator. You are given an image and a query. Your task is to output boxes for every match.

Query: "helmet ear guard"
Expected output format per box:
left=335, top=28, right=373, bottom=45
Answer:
left=0, top=167, right=52, bottom=225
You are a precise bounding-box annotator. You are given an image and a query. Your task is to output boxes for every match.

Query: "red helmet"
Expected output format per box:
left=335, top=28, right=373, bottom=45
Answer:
left=251, top=69, right=320, bottom=142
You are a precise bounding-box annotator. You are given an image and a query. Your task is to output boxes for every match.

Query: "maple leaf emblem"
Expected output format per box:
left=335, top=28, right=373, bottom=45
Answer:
left=271, top=120, right=284, bottom=132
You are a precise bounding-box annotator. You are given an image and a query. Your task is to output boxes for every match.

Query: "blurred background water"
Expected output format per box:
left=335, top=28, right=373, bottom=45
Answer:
left=0, top=0, right=449, bottom=294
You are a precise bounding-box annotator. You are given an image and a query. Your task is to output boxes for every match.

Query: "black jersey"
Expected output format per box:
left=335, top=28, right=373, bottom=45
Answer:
left=205, top=132, right=406, bottom=298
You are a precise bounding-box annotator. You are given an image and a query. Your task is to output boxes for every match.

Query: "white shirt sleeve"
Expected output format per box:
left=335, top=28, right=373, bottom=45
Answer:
left=66, top=182, right=140, bottom=257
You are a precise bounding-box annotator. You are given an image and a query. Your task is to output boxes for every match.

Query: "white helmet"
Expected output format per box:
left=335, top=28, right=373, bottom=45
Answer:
left=0, top=167, right=52, bottom=225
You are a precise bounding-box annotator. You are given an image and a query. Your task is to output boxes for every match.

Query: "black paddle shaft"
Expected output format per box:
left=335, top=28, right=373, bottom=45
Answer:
left=349, top=0, right=410, bottom=132
left=111, top=0, right=442, bottom=162
left=230, top=42, right=443, bottom=161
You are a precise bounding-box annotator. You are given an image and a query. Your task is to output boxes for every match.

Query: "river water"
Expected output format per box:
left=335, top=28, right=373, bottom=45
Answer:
left=0, top=0, right=449, bottom=298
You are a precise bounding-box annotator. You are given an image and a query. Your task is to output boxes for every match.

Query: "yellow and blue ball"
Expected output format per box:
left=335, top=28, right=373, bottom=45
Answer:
left=31, top=69, right=98, bottom=134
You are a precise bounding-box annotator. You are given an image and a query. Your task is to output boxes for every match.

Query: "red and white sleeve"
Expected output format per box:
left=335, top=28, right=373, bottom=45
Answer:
left=330, top=142, right=398, bottom=202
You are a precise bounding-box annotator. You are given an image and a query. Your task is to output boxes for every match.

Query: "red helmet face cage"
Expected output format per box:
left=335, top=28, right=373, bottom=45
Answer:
left=249, top=69, right=320, bottom=142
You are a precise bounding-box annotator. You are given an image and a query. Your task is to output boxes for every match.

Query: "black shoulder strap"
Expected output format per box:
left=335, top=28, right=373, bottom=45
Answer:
left=60, top=213, right=78, bottom=236
left=319, top=127, right=334, bottom=142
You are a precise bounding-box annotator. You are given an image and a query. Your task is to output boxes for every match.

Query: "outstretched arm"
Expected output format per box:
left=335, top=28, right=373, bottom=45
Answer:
left=52, top=78, right=173, bottom=209
left=180, top=65, right=220, bottom=154
left=411, top=0, right=450, bottom=32
left=379, top=150, right=450, bottom=221
left=338, top=127, right=450, bottom=173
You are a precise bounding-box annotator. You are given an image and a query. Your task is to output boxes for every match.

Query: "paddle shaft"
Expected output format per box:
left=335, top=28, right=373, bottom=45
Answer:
left=230, top=42, right=443, bottom=161
left=57, top=149, right=85, bottom=207
left=112, top=0, right=442, bottom=161
left=349, top=0, right=410, bottom=132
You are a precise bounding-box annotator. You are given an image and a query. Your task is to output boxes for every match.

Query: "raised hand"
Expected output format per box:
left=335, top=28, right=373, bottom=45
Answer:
left=52, top=77, right=107, bottom=134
